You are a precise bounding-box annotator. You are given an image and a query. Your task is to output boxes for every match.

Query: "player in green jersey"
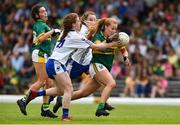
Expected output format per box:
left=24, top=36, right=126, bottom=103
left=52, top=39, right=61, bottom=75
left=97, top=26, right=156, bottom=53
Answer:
left=17, top=3, right=61, bottom=118
left=89, top=18, right=131, bottom=117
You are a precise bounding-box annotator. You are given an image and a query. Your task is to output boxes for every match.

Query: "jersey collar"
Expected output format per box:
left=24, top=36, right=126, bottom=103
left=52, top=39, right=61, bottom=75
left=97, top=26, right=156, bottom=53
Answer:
left=37, top=19, right=46, bottom=23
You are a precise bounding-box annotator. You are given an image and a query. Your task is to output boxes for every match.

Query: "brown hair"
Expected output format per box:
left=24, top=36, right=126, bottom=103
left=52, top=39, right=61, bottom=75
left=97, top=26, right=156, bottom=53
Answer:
left=81, top=11, right=96, bottom=22
left=60, top=13, right=79, bottom=41
left=31, top=3, right=44, bottom=21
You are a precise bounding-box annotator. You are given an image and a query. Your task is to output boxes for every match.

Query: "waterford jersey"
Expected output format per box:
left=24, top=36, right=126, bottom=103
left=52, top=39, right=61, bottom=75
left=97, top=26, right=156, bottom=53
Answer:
left=32, top=19, right=55, bottom=56
left=49, top=30, right=93, bottom=65
left=91, top=31, right=115, bottom=71
left=80, top=24, right=89, bottom=36
left=71, top=24, right=92, bottom=65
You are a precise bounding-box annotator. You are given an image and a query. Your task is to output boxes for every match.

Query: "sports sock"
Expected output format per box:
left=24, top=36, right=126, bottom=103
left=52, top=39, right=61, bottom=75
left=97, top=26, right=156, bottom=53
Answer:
left=21, top=95, right=27, bottom=102
left=42, top=103, right=49, bottom=111
left=25, top=90, right=38, bottom=105
left=97, top=103, right=105, bottom=110
left=37, top=90, right=46, bottom=96
left=49, top=96, right=55, bottom=104
left=62, top=108, right=69, bottom=117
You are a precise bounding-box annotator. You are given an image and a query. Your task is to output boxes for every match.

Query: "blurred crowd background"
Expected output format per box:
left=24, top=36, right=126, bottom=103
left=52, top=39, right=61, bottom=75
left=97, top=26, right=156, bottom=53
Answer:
left=0, top=0, right=180, bottom=98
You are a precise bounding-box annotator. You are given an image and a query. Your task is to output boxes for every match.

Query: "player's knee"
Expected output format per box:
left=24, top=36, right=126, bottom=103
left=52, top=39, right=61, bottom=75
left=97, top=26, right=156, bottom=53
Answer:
left=108, top=80, right=116, bottom=88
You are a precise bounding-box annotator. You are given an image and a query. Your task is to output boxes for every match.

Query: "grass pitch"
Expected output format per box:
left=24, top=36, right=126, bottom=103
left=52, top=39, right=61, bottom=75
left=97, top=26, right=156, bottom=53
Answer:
left=0, top=103, right=180, bottom=124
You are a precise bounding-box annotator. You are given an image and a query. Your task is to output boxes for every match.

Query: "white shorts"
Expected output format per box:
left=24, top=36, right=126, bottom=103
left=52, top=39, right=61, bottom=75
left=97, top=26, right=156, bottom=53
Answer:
left=89, top=63, right=107, bottom=78
left=32, top=49, right=48, bottom=63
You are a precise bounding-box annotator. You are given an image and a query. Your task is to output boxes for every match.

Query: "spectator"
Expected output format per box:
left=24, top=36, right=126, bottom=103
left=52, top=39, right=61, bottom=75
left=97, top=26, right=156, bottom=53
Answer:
left=135, top=59, right=152, bottom=97
left=124, top=66, right=136, bottom=97
left=155, top=23, right=169, bottom=47
left=10, top=51, right=25, bottom=73
left=13, top=36, right=29, bottom=54
left=151, top=76, right=168, bottom=98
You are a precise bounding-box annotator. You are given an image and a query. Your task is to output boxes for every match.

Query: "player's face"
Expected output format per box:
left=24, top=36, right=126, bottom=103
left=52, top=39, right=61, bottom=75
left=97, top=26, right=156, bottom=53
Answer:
left=73, top=17, right=81, bottom=31
left=104, top=23, right=118, bottom=37
left=39, top=7, right=48, bottom=22
left=85, top=14, right=96, bottom=27
left=86, top=15, right=96, bottom=22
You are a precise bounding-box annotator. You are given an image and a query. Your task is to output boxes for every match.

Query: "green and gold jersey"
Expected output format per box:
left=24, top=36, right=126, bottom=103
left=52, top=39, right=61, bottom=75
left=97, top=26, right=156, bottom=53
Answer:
left=32, top=19, right=56, bottom=56
left=91, top=31, right=115, bottom=71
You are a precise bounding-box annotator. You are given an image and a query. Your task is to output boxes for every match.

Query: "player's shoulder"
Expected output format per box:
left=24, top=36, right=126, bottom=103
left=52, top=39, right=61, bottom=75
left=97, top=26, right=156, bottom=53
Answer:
left=68, top=30, right=83, bottom=39
left=34, top=20, right=47, bottom=28
left=33, top=21, right=49, bottom=32
left=92, top=31, right=104, bottom=42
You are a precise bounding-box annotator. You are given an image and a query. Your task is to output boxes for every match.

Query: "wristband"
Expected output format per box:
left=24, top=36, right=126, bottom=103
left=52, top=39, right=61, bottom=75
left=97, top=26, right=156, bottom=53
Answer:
left=123, top=56, right=129, bottom=62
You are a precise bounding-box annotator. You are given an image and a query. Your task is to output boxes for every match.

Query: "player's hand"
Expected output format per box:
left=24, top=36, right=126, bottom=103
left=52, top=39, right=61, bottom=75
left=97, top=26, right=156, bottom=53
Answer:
left=124, top=56, right=131, bottom=67
left=106, top=33, right=119, bottom=43
left=52, top=29, right=61, bottom=36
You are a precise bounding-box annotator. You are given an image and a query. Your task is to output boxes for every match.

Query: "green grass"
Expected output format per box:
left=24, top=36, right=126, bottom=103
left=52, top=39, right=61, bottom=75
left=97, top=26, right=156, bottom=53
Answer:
left=0, top=103, right=180, bottom=124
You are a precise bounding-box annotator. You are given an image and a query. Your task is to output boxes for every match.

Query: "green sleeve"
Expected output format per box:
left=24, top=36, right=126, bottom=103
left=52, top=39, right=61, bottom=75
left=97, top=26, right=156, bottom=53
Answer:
left=33, top=23, right=51, bottom=37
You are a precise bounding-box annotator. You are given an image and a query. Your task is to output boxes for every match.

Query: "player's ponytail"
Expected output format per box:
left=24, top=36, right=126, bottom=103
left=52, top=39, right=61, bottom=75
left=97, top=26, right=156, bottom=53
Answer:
left=60, top=13, right=79, bottom=41
left=94, top=19, right=106, bottom=34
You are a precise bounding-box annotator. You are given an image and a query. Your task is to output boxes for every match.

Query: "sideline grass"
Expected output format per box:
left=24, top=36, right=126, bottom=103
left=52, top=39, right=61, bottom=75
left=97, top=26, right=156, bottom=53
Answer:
left=0, top=103, right=180, bottom=124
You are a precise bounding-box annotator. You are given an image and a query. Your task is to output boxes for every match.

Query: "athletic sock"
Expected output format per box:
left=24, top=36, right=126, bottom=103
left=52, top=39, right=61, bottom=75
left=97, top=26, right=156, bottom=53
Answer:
left=49, top=96, right=55, bottom=104
left=42, top=103, right=50, bottom=111
left=62, top=108, right=69, bottom=117
left=97, top=103, right=105, bottom=110
left=37, top=90, right=46, bottom=96
left=21, top=95, right=27, bottom=102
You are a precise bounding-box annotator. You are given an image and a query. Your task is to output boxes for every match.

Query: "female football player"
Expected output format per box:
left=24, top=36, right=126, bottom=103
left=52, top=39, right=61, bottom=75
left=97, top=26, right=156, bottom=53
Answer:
left=16, top=3, right=61, bottom=118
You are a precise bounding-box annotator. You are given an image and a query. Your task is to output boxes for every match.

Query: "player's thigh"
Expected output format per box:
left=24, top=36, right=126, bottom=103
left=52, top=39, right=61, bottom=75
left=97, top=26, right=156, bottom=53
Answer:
left=32, top=49, right=48, bottom=81
left=33, top=62, right=48, bottom=81
left=49, top=60, right=73, bottom=91
left=95, top=70, right=115, bottom=86
left=54, top=72, right=73, bottom=91
left=89, top=63, right=115, bottom=86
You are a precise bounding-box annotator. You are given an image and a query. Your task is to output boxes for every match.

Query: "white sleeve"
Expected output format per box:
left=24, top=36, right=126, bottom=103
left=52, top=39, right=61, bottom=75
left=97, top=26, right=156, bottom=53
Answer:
left=80, top=24, right=88, bottom=37
left=65, top=32, right=93, bottom=49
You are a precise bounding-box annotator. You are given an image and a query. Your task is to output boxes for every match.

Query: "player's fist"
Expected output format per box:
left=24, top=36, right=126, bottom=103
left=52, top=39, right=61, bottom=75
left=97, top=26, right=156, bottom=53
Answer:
left=106, top=33, right=119, bottom=43
left=52, top=29, right=61, bottom=36
left=124, top=56, right=131, bottom=67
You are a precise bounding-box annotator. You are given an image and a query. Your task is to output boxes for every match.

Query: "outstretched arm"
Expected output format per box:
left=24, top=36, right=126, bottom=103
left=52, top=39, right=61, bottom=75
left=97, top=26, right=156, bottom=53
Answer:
left=90, top=40, right=119, bottom=50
